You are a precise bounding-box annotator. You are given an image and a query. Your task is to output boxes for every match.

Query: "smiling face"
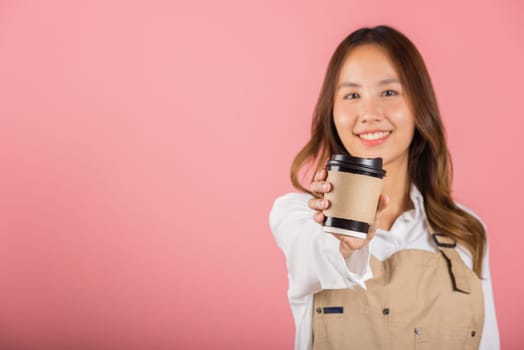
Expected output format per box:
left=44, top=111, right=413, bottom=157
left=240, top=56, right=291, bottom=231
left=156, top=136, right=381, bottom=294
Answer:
left=333, top=44, right=415, bottom=170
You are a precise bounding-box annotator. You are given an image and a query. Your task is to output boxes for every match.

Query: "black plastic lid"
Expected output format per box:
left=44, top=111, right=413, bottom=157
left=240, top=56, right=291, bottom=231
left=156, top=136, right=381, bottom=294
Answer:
left=327, top=154, right=386, bottom=178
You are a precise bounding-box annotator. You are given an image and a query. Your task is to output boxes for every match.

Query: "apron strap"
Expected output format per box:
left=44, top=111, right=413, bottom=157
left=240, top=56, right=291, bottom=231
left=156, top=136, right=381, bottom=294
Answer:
left=432, top=233, right=471, bottom=294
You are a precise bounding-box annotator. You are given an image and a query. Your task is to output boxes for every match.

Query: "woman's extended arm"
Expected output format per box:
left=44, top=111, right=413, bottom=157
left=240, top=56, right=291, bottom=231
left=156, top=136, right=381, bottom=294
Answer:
left=270, top=192, right=373, bottom=302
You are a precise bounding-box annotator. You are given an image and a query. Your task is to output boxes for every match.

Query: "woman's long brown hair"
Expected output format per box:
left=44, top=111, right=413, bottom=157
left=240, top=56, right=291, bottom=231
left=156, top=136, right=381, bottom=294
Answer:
left=291, top=25, right=486, bottom=277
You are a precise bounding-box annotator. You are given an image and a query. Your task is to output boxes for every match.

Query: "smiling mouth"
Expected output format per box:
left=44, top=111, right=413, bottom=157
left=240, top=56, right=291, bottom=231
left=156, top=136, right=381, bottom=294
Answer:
left=358, top=131, right=392, bottom=141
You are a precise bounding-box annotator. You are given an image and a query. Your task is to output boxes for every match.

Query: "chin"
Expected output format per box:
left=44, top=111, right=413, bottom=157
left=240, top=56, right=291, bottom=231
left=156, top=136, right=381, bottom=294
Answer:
left=349, top=149, right=386, bottom=161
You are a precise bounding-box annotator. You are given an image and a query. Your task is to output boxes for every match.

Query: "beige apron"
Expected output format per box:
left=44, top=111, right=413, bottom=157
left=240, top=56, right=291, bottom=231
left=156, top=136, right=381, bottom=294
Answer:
left=312, top=234, right=484, bottom=350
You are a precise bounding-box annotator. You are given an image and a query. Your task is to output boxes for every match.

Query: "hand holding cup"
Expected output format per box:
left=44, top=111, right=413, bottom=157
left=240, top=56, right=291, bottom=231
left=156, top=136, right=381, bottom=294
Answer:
left=308, top=163, right=389, bottom=258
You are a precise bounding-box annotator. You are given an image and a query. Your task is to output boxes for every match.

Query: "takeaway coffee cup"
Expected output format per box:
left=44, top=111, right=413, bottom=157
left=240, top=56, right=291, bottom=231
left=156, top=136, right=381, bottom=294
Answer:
left=323, top=154, right=386, bottom=239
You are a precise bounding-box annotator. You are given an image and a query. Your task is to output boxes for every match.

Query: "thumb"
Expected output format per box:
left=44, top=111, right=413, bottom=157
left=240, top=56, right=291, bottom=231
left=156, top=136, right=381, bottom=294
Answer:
left=376, top=193, right=389, bottom=218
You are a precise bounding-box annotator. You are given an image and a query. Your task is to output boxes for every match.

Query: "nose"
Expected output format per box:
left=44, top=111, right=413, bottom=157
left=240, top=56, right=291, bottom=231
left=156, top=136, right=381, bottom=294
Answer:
left=358, top=97, right=384, bottom=123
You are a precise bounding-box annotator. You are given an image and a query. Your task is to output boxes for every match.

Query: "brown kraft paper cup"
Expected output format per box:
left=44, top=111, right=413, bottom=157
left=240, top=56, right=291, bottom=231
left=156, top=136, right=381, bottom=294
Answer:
left=322, top=154, right=386, bottom=239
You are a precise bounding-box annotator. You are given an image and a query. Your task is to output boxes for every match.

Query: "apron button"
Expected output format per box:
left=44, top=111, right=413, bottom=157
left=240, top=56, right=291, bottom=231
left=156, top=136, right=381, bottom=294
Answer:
left=414, top=327, right=423, bottom=335
left=315, top=307, right=322, bottom=314
left=382, top=308, right=390, bottom=315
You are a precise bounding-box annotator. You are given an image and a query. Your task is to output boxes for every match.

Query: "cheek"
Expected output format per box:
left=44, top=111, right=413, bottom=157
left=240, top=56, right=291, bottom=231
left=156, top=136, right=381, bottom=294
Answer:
left=384, top=105, right=415, bottom=133
left=333, top=105, right=357, bottom=135
left=400, top=115, right=416, bottom=137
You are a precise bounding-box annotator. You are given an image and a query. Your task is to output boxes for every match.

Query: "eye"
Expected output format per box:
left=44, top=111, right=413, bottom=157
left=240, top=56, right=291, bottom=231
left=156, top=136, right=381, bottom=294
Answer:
left=343, top=93, right=360, bottom=100
left=382, top=90, right=398, bottom=97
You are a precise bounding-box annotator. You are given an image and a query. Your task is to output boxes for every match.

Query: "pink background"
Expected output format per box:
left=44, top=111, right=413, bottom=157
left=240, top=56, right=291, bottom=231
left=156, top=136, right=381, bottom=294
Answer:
left=0, top=0, right=522, bottom=349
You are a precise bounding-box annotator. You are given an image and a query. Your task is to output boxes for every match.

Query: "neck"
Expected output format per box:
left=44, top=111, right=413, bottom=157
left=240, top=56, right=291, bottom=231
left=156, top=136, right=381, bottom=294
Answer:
left=380, top=156, right=413, bottom=230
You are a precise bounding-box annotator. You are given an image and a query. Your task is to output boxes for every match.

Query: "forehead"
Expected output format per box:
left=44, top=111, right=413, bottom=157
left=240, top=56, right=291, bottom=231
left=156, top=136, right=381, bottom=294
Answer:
left=337, top=44, right=400, bottom=83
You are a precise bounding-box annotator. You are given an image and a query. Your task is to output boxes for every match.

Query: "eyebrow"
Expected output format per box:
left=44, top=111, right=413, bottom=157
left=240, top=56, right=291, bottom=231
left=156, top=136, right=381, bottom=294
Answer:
left=337, top=78, right=401, bottom=89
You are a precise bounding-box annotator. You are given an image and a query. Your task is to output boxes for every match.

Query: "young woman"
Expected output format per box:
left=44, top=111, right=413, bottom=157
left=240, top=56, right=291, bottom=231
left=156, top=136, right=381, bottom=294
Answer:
left=270, top=25, right=499, bottom=350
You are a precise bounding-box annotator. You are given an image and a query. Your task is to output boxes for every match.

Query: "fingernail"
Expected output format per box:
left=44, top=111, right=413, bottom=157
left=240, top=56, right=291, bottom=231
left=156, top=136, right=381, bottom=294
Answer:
left=322, top=183, right=329, bottom=191
left=320, top=200, right=326, bottom=208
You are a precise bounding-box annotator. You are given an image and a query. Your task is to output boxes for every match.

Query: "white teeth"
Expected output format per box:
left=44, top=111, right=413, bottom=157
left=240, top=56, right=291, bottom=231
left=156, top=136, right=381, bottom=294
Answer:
left=359, top=131, right=391, bottom=140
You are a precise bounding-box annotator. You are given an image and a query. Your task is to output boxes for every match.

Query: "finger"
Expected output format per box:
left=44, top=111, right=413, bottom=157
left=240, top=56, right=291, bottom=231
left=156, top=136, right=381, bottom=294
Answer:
left=314, top=212, right=325, bottom=224
left=314, top=168, right=327, bottom=181
left=308, top=197, right=328, bottom=211
left=310, top=181, right=331, bottom=194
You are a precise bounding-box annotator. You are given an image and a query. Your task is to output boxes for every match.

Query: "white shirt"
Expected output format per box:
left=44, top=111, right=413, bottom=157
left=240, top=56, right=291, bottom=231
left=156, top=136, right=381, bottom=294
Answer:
left=269, top=185, right=500, bottom=350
